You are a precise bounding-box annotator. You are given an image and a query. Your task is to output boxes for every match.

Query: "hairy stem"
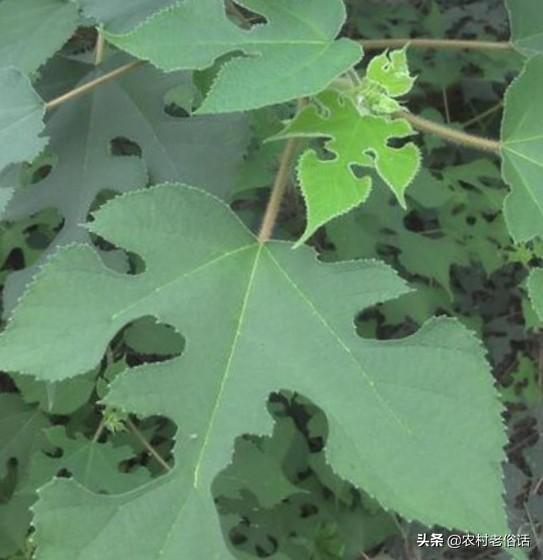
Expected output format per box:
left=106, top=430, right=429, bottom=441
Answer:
left=45, top=60, right=145, bottom=111
left=396, top=111, right=501, bottom=154
left=360, top=38, right=513, bottom=51
left=257, top=137, right=299, bottom=243
left=126, top=418, right=172, bottom=472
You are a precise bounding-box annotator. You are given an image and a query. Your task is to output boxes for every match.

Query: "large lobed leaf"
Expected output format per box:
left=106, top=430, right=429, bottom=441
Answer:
left=501, top=55, right=543, bottom=242
left=105, top=0, right=362, bottom=113
left=0, top=185, right=508, bottom=558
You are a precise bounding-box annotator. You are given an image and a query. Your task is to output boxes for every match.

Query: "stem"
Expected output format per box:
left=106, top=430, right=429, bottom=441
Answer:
left=463, top=101, right=504, bottom=129
left=257, top=137, right=299, bottom=243
left=45, top=60, right=145, bottom=111
left=126, top=418, right=172, bottom=472
left=441, top=87, right=451, bottom=123
left=92, top=417, right=106, bottom=444
left=94, top=28, right=105, bottom=66
left=396, top=110, right=501, bottom=154
left=360, top=38, right=513, bottom=51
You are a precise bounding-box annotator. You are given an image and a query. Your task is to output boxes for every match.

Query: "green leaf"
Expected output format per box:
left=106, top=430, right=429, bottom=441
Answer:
left=325, top=176, right=470, bottom=299
left=506, top=0, right=543, bottom=55
left=124, top=317, right=185, bottom=356
left=365, top=48, right=415, bottom=98
left=216, top=421, right=302, bottom=509
left=274, top=90, right=420, bottom=246
left=0, top=394, right=50, bottom=479
left=20, top=426, right=151, bottom=494
left=0, top=494, right=34, bottom=558
left=2, top=55, right=248, bottom=311
left=527, top=268, right=543, bottom=322
left=353, top=47, right=416, bottom=115
left=81, top=0, right=180, bottom=33
left=0, top=185, right=509, bottom=558
left=501, top=55, right=543, bottom=243
left=0, top=67, right=46, bottom=173
left=11, top=370, right=97, bottom=415
left=0, top=0, right=78, bottom=74
left=105, top=0, right=362, bottom=113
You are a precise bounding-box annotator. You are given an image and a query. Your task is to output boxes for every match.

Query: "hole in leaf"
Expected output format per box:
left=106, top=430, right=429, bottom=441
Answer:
left=110, top=137, right=142, bottom=158
left=122, top=316, right=185, bottom=363
left=403, top=209, right=439, bottom=233
left=386, top=136, right=412, bottom=149
left=164, top=103, right=190, bottom=118
left=20, top=152, right=58, bottom=186
left=226, top=1, right=267, bottom=30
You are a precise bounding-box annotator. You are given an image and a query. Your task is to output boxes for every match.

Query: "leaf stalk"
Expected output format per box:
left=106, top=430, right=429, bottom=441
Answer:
left=45, top=60, right=145, bottom=111
left=257, top=137, right=299, bottom=243
left=396, top=111, right=501, bottom=154
left=360, top=38, right=513, bottom=51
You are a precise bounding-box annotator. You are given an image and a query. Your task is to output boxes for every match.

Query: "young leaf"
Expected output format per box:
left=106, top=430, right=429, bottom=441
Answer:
left=355, top=48, right=417, bottom=115
left=0, top=185, right=509, bottom=558
left=501, top=55, right=543, bottom=242
left=273, top=90, right=420, bottom=246
left=0, top=67, right=46, bottom=173
left=81, top=0, right=179, bottom=33
left=0, top=0, right=78, bottom=74
left=365, top=48, right=415, bottom=98
left=2, top=56, right=248, bottom=312
left=506, top=0, right=543, bottom=55
left=105, top=0, right=362, bottom=113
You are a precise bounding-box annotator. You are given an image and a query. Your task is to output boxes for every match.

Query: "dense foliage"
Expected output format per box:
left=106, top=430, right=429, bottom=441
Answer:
left=1, top=1, right=543, bottom=559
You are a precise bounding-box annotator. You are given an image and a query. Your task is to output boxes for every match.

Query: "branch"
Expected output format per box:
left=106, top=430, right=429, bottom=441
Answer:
left=257, top=137, right=299, bottom=243
left=45, top=60, right=145, bottom=111
left=360, top=38, right=513, bottom=51
left=396, top=111, right=501, bottom=154
left=42, top=36, right=512, bottom=113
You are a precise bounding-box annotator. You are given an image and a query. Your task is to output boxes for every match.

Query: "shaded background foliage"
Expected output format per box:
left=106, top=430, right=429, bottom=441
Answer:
left=0, top=1, right=542, bottom=559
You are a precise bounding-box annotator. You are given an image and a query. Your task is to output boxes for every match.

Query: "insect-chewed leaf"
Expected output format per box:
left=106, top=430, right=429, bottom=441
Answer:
left=273, top=90, right=421, bottom=246
left=501, top=55, right=543, bottom=242
left=105, top=0, right=362, bottom=113
left=506, top=0, right=543, bottom=55
left=0, top=67, right=46, bottom=173
left=1, top=55, right=248, bottom=313
left=0, top=184, right=509, bottom=558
